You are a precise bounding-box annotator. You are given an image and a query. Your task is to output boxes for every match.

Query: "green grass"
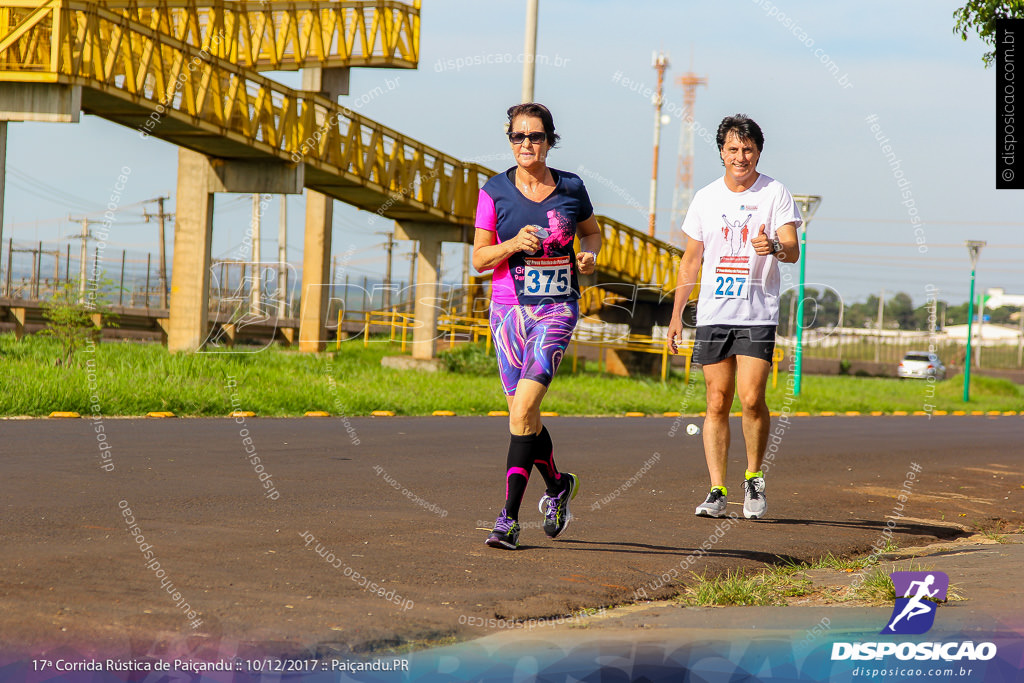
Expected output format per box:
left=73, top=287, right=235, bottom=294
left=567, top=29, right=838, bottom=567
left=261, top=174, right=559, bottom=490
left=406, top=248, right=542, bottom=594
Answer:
left=673, top=550, right=964, bottom=608
left=860, top=568, right=897, bottom=601
left=844, top=563, right=964, bottom=604
left=676, top=567, right=813, bottom=607
left=1, top=334, right=1022, bottom=416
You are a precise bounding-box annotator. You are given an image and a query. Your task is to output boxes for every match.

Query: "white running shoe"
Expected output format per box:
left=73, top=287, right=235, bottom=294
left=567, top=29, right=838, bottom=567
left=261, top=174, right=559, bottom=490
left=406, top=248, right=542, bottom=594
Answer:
left=743, top=477, right=767, bottom=519
left=695, top=488, right=728, bottom=517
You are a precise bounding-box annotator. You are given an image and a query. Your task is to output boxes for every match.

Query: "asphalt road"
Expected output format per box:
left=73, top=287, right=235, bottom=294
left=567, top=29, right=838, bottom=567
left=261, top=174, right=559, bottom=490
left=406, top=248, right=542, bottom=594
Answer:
left=1, top=415, right=1021, bottom=661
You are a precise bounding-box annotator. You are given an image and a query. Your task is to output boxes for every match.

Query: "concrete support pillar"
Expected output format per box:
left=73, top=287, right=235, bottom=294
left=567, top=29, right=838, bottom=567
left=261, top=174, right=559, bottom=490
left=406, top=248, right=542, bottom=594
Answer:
left=302, top=68, right=351, bottom=100
left=11, top=307, right=26, bottom=341
left=1, top=82, right=81, bottom=292
left=0, top=122, right=6, bottom=283
left=0, top=83, right=81, bottom=123
left=411, top=236, right=441, bottom=360
left=297, top=66, right=349, bottom=353
left=395, top=222, right=463, bottom=360
left=298, top=190, right=334, bottom=351
left=168, top=150, right=303, bottom=352
left=168, top=149, right=216, bottom=352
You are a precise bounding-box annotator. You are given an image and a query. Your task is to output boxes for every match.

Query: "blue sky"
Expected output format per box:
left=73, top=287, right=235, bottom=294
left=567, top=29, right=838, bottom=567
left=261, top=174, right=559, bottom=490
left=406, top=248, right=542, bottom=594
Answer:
left=3, top=0, right=1016, bottom=309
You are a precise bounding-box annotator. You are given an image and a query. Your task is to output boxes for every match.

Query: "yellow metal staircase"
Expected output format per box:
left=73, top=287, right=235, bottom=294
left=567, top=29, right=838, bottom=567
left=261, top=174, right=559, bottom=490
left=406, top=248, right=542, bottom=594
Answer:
left=0, top=0, right=684, bottom=301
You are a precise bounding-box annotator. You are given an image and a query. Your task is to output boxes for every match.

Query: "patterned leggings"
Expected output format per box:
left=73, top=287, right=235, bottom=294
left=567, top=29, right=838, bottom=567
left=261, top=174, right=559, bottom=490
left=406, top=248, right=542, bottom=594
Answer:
left=489, top=301, right=579, bottom=395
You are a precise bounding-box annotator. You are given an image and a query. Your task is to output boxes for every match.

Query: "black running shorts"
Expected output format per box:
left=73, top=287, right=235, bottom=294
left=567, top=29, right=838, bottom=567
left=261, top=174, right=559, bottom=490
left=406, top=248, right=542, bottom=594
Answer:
left=692, top=325, right=777, bottom=365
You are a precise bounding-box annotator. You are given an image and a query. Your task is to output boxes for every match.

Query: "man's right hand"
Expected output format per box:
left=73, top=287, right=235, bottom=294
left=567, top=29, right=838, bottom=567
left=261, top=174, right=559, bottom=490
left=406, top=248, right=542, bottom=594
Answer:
left=667, top=316, right=683, bottom=355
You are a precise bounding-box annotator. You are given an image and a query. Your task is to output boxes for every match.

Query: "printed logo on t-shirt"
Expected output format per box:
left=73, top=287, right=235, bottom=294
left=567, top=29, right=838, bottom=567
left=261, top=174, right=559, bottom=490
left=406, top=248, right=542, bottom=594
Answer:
left=720, top=213, right=752, bottom=256
left=740, top=204, right=758, bottom=211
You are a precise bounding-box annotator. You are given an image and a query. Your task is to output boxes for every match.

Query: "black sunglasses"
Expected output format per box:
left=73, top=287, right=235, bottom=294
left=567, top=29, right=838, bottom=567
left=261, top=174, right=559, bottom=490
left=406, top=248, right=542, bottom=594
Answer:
left=508, top=131, right=547, bottom=145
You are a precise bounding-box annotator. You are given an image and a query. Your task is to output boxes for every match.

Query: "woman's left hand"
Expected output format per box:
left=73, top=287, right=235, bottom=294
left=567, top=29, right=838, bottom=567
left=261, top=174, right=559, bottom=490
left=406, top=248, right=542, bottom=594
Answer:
left=576, top=250, right=597, bottom=275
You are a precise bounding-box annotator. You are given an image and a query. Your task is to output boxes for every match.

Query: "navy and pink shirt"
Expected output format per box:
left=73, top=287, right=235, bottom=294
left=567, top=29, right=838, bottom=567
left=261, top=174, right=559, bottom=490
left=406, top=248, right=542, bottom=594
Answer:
left=474, top=167, right=594, bottom=305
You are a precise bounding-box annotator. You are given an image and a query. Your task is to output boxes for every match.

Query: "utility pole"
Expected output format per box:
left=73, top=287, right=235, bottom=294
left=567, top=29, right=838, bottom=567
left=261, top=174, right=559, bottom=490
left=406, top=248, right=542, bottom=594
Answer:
left=0, top=122, right=7, bottom=291
left=278, top=196, right=288, bottom=317
left=375, top=231, right=395, bottom=309
left=143, top=196, right=172, bottom=309
left=787, top=290, right=797, bottom=338
left=521, top=0, right=539, bottom=103
left=963, top=241, right=985, bottom=401
left=875, top=288, right=885, bottom=363
left=791, top=195, right=820, bottom=396
left=72, top=216, right=91, bottom=303
left=250, top=193, right=262, bottom=315
left=670, top=56, right=708, bottom=248
left=462, top=236, right=471, bottom=317
left=406, top=245, right=416, bottom=312
left=836, top=302, right=845, bottom=368
left=976, top=291, right=984, bottom=367
left=1017, top=302, right=1023, bottom=368
left=648, top=51, right=669, bottom=238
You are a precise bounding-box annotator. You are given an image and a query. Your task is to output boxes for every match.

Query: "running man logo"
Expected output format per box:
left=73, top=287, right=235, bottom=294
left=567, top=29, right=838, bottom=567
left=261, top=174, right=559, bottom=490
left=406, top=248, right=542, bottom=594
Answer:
left=720, top=213, right=753, bottom=256
left=881, top=571, right=949, bottom=635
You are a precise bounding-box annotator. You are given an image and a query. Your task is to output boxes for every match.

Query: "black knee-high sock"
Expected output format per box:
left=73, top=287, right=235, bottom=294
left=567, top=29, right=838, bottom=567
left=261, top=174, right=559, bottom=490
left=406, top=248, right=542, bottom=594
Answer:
left=503, top=433, right=536, bottom=520
left=532, top=426, right=565, bottom=496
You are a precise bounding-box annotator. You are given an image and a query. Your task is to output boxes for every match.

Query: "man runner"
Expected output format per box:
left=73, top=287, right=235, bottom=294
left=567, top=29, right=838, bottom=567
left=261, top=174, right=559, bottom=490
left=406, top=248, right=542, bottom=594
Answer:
left=667, top=114, right=802, bottom=520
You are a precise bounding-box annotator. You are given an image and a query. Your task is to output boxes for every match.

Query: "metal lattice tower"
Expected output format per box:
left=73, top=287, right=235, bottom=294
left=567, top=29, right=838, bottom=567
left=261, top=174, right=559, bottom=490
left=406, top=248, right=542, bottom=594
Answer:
left=669, top=65, right=707, bottom=248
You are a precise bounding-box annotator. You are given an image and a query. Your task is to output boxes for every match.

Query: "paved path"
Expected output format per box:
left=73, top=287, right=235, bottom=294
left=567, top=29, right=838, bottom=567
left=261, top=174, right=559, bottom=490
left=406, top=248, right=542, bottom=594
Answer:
left=1, top=416, right=1020, bottom=662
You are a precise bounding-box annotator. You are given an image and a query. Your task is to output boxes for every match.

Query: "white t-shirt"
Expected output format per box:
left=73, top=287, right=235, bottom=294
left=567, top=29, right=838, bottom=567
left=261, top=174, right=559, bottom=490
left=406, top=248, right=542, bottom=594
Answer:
left=681, top=173, right=803, bottom=326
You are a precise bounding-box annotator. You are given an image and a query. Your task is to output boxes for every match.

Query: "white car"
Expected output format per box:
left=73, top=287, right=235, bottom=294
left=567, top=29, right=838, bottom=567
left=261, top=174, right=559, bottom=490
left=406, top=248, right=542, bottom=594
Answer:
left=897, top=351, right=946, bottom=380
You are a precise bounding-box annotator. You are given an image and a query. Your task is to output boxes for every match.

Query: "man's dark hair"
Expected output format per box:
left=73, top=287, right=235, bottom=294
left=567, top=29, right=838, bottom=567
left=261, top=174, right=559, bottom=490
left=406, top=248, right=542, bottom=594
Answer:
left=506, top=102, right=560, bottom=147
left=716, top=114, right=764, bottom=153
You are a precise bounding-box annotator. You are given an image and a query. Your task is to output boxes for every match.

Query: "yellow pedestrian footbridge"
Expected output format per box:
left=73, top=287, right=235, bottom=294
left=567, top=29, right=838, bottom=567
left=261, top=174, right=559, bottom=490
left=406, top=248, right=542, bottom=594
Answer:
left=0, top=0, right=795, bottom=360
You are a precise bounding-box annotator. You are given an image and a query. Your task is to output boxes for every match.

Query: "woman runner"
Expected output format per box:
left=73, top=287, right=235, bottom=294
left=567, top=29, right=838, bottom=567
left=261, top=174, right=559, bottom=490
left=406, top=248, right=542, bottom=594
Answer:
left=473, top=102, right=602, bottom=550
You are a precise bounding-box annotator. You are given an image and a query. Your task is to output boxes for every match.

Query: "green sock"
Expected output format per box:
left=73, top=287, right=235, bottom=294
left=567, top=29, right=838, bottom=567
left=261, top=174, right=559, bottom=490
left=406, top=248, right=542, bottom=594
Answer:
left=711, top=485, right=727, bottom=496
left=745, top=470, right=763, bottom=480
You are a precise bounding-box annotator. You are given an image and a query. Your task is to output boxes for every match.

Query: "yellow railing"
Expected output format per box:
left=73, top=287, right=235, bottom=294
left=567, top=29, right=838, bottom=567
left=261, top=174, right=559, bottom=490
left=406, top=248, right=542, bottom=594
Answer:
left=570, top=333, right=692, bottom=384
left=345, top=308, right=414, bottom=350
left=586, top=215, right=683, bottom=294
left=0, top=0, right=685, bottom=290
left=99, top=0, right=420, bottom=71
left=438, top=313, right=491, bottom=352
left=0, top=1, right=481, bottom=223
left=338, top=308, right=784, bottom=385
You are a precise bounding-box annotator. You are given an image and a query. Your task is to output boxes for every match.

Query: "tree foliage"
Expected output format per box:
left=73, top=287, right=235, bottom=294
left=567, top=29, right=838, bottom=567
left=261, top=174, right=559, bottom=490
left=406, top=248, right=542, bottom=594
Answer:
left=954, top=0, right=1024, bottom=67
left=778, top=289, right=1020, bottom=333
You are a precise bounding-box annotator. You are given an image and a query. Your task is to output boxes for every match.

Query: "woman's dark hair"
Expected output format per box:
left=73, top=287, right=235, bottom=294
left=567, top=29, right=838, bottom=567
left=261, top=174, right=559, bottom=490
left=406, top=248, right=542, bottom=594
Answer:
left=506, top=102, right=560, bottom=147
left=716, top=114, right=764, bottom=153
